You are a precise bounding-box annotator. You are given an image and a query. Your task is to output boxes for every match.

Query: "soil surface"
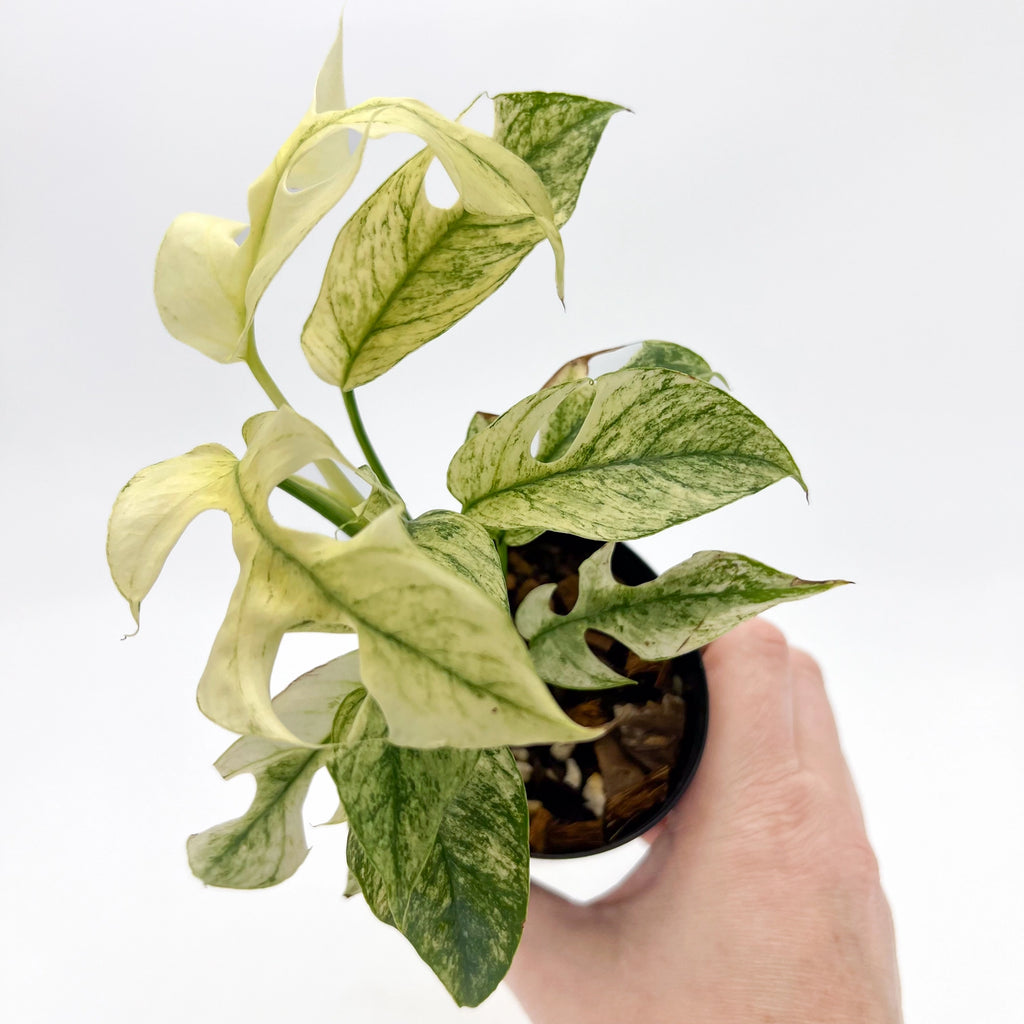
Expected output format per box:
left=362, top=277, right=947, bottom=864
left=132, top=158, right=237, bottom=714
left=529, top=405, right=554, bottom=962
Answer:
left=507, top=533, right=705, bottom=856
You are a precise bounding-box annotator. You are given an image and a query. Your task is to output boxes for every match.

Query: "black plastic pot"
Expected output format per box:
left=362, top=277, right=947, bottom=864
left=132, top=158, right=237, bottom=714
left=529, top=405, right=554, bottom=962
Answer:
left=508, top=533, right=709, bottom=859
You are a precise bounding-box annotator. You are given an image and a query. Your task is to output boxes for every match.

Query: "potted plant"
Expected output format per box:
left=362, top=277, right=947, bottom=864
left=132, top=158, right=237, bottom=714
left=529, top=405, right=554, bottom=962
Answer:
left=107, top=18, right=843, bottom=1008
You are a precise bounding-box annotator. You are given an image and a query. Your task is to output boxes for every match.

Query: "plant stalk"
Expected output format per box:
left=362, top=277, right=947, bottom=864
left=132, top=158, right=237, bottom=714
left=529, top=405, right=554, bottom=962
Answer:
left=277, top=476, right=362, bottom=537
left=343, top=388, right=397, bottom=493
left=243, top=326, right=365, bottom=509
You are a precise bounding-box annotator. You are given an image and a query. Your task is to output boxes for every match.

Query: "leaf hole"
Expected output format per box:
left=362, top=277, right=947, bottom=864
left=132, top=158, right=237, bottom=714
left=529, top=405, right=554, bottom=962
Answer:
left=424, top=156, right=460, bottom=210
left=530, top=386, right=596, bottom=463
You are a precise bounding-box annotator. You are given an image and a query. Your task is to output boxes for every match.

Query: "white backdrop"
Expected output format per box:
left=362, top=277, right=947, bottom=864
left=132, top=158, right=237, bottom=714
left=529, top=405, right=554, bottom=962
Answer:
left=2, top=1, right=1022, bottom=1021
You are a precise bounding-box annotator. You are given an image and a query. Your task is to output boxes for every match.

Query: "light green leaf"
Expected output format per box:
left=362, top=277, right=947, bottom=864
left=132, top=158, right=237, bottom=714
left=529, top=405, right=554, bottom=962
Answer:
left=108, top=405, right=594, bottom=748
left=332, top=694, right=528, bottom=1007
left=448, top=366, right=805, bottom=541
left=407, top=510, right=509, bottom=610
left=301, top=92, right=622, bottom=389
left=517, top=544, right=847, bottom=689
left=187, top=653, right=362, bottom=889
left=156, top=21, right=565, bottom=364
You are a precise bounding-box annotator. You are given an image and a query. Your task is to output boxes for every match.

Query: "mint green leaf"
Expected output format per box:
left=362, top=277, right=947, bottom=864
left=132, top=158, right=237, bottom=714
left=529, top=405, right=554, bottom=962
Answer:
left=448, top=367, right=805, bottom=541
left=517, top=544, right=847, bottom=689
left=187, top=653, right=362, bottom=888
left=407, top=510, right=509, bottom=610
left=301, top=93, right=622, bottom=389
left=109, top=406, right=594, bottom=748
left=332, top=694, right=529, bottom=1007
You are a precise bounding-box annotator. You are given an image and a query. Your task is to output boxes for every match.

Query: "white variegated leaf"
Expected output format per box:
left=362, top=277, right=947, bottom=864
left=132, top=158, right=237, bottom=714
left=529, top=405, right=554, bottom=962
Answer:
left=108, top=406, right=593, bottom=748
left=187, top=653, right=362, bottom=889
left=333, top=693, right=528, bottom=1007
left=302, top=92, right=621, bottom=389
left=156, top=22, right=565, bottom=364
left=448, top=367, right=805, bottom=541
left=517, top=544, right=847, bottom=689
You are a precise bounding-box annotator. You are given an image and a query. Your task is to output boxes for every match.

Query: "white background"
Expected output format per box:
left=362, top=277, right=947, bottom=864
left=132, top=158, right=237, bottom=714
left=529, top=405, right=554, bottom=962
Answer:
left=2, top=1, right=1022, bottom=1020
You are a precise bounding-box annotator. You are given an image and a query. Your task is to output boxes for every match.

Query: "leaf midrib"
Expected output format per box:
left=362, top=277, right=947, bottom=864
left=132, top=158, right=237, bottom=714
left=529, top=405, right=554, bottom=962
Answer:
left=462, top=449, right=791, bottom=515
left=527, top=580, right=804, bottom=645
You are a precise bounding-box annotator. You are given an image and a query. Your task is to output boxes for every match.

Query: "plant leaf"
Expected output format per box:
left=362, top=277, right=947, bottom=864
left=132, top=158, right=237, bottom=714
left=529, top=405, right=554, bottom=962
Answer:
left=301, top=92, right=623, bottom=389
left=332, top=693, right=529, bottom=1007
left=448, top=366, right=805, bottom=541
left=156, top=21, right=566, bottom=364
left=407, top=510, right=509, bottom=610
left=108, top=405, right=594, bottom=748
left=543, top=339, right=726, bottom=389
left=187, top=653, right=362, bottom=888
left=517, top=544, right=847, bottom=689
left=534, top=342, right=724, bottom=461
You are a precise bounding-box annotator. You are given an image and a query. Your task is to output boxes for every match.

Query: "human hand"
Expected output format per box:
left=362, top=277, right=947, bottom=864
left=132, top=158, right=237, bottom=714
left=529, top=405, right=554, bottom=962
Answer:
left=506, top=619, right=902, bottom=1024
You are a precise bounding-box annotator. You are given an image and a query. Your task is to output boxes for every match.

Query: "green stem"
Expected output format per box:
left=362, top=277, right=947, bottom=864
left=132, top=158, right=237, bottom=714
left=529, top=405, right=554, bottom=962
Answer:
left=343, top=388, right=397, bottom=493
left=243, top=326, right=364, bottom=509
left=277, top=476, right=361, bottom=537
left=495, top=534, right=509, bottom=577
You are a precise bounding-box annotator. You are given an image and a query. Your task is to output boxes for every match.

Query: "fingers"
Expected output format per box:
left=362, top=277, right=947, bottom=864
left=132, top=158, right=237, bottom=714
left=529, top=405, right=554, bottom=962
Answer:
left=697, top=618, right=797, bottom=790
left=789, top=648, right=864, bottom=820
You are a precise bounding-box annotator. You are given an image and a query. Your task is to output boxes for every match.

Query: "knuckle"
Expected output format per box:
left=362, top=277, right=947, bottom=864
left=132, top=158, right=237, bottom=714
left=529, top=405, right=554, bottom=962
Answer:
left=729, top=770, right=880, bottom=890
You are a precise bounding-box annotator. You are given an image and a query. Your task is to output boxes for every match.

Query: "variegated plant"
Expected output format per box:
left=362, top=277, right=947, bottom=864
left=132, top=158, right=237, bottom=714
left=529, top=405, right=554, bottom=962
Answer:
left=107, top=19, right=843, bottom=1008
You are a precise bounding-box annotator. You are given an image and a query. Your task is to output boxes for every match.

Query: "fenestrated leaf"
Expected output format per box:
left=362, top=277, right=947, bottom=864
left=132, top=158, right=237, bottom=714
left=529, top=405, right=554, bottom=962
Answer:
left=534, top=342, right=724, bottom=461
left=332, top=693, right=529, bottom=1007
left=301, top=92, right=623, bottom=389
left=108, top=405, right=595, bottom=749
left=187, top=653, right=362, bottom=888
left=156, top=21, right=565, bottom=364
left=517, top=544, right=847, bottom=689
left=448, top=366, right=806, bottom=541
left=407, top=510, right=509, bottom=610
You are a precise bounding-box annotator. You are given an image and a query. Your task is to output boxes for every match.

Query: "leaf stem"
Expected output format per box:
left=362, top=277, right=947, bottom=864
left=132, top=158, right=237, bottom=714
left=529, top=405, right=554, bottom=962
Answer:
left=243, top=326, right=364, bottom=509
left=495, top=535, right=509, bottom=577
left=343, top=388, right=397, bottom=493
left=278, top=476, right=362, bottom=537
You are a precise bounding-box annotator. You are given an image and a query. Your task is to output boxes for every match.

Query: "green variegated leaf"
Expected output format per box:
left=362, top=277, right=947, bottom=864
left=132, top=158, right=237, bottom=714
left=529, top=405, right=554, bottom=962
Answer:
left=543, top=340, right=723, bottom=389
left=108, top=405, right=594, bottom=749
left=621, top=340, right=727, bottom=386
left=407, top=510, right=509, bottom=610
left=156, top=21, right=566, bottom=364
left=466, top=411, right=497, bottom=441
left=332, top=693, right=529, bottom=1007
left=534, top=342, right=724, bottom=460
left=517, top=544, right=847, bottom=689
left=301, top=93, right=623, bottom=389
left=351, top=465, right=405, bottom=524
left=448, top=367, right=805, bottom=541
left=187, top=653, right=362, bottom=888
